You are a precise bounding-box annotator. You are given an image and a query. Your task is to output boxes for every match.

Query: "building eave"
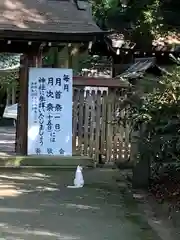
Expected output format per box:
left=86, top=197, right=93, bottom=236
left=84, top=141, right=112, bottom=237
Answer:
left=0, top=30, right=106, bottom=43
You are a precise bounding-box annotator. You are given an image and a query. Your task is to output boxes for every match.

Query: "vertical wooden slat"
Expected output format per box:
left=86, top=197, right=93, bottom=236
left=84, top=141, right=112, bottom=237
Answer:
left=100, top=90, right=107, bottom=162
left=84, top=90, right=90, bottom=155
left=118, top=89, right=125, bottom=161
left=89, top=90, right=95, bottom=158
left=72, top=88, right=79, bottom=154
left=106, top=88, right=114, bottom=162
left=121, top=89, right=128, bottom=161
left=111, top=89, right=116, bottom=162
left=95, top=90, right=101, bottom=162
left=114, top=135, right=119, bottom=163
left=113, top=89, right=120, bottom=163
left=77, top=89, right=84, bottom=154
left=124, top=106, right=130, bottom=161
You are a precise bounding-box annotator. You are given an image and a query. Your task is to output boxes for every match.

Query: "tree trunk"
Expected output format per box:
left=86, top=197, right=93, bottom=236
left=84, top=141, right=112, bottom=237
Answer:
left=132, top=156, right=151, bottom=189
left=132, top=126, right=151, bottom=189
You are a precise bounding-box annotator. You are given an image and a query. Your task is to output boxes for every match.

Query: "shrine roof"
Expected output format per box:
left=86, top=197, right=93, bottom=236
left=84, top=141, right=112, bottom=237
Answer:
left=0, top=0, right=103, bottom=41
left=116, top=57, right=170, bottom=79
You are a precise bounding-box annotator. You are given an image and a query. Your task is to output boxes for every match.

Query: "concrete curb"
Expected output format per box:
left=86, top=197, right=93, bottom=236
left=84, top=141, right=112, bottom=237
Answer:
left=0, top=155, right=95, bottom=168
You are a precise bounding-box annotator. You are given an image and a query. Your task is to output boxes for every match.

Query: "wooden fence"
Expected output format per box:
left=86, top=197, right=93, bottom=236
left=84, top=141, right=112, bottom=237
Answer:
left=72, top=77, right=131, bottom=164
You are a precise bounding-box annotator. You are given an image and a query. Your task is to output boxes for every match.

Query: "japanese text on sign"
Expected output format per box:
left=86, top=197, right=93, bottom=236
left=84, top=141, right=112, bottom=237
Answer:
left=28, top=68, right=72, bottom=156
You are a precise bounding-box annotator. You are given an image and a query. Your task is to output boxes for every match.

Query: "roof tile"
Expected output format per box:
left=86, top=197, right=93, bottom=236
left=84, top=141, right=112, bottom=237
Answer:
left=0, top=0, right=102, bottom=34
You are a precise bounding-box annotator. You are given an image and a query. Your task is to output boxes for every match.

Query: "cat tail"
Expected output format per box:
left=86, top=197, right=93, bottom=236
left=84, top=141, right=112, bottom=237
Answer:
left=67, top=185, right=83, bottom=188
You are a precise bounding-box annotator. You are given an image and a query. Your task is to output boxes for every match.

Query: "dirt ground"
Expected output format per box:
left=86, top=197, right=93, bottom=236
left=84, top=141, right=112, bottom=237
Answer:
left=0, top=168, right=175, bottom=240
left=0, top=127, right=179, bottom=239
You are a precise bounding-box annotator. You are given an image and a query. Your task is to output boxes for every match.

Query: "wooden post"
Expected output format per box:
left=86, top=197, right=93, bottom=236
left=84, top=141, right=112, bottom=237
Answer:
left=16, top=52, right=42, bottom=155
left=53, top=47, right=59, bottom=68
left=6, top=88, right=10, bottom=106
left=65, top=44, right=73, bottom=68
left=112, top=58, right=116, bottom=78
left=16, top=54, right=28, bottom=155
left=12, top=86, right=15, bottom=104
left=37, top=49, right=43, bottom=67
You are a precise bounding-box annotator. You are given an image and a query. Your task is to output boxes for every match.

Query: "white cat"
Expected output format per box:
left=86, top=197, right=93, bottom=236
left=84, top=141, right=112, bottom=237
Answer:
left=67, top=165, right=84, bottom=188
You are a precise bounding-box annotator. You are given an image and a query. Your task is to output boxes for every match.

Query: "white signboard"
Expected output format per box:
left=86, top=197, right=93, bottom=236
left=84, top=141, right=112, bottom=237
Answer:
left=28, top=68, right=72, bottom=156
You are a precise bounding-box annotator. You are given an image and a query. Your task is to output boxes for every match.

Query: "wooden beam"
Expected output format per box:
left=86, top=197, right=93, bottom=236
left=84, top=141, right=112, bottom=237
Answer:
left=0, top=31, right=104, bottom=43
left=73, top=76, right=129, bottom=88
left=0, top=40, right=47, bottom=53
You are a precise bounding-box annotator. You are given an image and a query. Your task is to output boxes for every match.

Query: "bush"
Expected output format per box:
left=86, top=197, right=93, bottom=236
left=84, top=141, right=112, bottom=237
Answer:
left=130, top=67, right=180, bottom=178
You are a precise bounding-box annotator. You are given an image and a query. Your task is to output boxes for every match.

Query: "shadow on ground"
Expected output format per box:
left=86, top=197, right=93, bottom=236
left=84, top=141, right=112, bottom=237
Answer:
left=0, top=127, right=15, bottom=157
left=0, top=168, right=161, bottom=240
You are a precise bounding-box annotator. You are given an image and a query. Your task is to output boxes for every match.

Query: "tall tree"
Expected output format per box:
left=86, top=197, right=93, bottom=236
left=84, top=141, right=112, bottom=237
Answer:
left=91, top=0, right=180, bottom=47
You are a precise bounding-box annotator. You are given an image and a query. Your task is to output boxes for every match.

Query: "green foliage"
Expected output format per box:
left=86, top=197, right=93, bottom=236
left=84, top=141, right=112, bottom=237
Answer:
left=131, top=67, right=180, bottom=165
left=0, top=53, right=20, bottom=69
left=92, top=0, right=180, bottom=40
left=91, top=0, right=125, bottom=29
left=0, top=53, right=20, bottom=90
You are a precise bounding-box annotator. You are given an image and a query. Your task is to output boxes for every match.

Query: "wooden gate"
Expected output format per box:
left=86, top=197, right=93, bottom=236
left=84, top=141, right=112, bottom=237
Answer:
left=73, top=77, right=131, bottom=164
left=7, top=76, right=131, bottom=163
